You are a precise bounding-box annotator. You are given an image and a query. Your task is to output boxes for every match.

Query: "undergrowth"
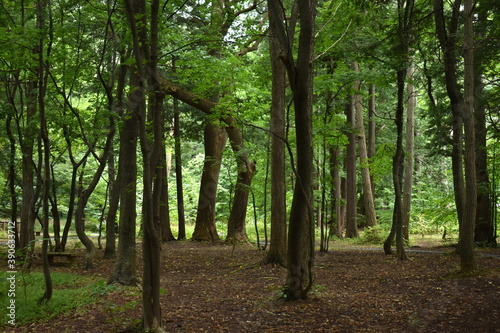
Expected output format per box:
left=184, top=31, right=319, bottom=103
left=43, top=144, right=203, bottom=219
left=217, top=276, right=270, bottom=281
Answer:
left=0, top=271, right=108, bottom=328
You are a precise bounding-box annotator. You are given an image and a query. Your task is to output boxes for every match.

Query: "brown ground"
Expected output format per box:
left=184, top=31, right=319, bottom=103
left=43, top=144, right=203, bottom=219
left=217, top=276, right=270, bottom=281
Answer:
left=5, top=239, right=500, bottom=333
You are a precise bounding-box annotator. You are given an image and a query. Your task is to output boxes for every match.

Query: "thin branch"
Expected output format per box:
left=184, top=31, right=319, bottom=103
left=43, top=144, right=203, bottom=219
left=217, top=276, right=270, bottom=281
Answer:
left=314, top=19, right=352, bottom=62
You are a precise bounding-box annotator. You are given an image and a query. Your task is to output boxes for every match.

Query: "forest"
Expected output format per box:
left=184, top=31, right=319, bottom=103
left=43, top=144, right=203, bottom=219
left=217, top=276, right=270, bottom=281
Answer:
left=0, top=0, right=499, bottom=332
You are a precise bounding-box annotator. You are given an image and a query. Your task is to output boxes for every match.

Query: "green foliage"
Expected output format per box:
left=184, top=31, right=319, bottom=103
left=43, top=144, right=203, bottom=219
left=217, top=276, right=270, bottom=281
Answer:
left=356, top=225, right=390, bottom=245
left=90, top=280, right=118, bottom=297
left=0, top=272, right=95, bottom=327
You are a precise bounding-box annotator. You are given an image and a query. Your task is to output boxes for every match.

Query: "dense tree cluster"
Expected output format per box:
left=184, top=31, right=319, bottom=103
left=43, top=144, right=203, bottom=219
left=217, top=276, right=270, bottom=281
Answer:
left=1, top=0, right=498, bottom=330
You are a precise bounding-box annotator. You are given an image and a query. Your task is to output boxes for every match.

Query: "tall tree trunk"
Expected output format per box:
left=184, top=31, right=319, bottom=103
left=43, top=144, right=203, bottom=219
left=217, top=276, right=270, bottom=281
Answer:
left=158, top=145, right=175, bottom=242
left=19, top=78, right=38, bottom=265
left=37, top=0, right=52, bottom=302
left=6, top=116, right=20, bottom=248
left=402, top=60, right=416, bottom=240
left=460, top=0, right=478, bottom=273
left=192, top=122, right=227, bottom=242
left=263, top=5, right=287, bottom=265
left=123, top=0, right=163, bottom=329
left=225, top=117, right=256, bottom=243
left=353, top=62, right=377, bottom=228
left=344, top=98, right=358, bottom=238
left=109, top=88, right=139, bottom=284
left=75, top=119, right=115, bottom=269
left=434, top=0, right=466, bottom=228
left=104, top=150, right=119, bottom=259
left=103, top=53, right=127, bottom=259
left=268, top=0, right=317, bottom=300
left=173, top=97, right=186, bottom=240
left=473, top=5, right=494, bottom=245
left=329, top=147, right=343, bottom=238
left=368, top=83, right=376, bottom=198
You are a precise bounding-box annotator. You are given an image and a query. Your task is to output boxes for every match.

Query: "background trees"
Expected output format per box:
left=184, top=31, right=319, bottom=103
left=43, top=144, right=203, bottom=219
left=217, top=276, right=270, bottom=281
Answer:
left=0, top=0, right=498, bottom=321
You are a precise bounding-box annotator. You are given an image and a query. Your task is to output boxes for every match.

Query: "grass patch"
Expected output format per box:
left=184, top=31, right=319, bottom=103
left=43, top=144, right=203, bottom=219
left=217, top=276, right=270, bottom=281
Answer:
left=0, top=271, right=100, bottom=328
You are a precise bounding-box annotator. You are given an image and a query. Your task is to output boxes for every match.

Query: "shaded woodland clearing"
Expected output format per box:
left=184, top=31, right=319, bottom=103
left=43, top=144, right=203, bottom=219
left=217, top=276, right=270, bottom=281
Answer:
left=3, top=239, right=499, bottom=333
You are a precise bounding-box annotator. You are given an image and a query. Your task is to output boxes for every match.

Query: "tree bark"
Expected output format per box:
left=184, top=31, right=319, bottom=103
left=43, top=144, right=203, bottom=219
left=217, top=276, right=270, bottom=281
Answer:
left=344, top=98, right=358, bottom=238
left=173, top=97, right=186, bottom=240
left=402, top=60, right=416, bottom=240
left=434, top=0, right=466, bottom=227
left=268, top=0, right=317, bottom=300
left=473, top=5, right=494, bottom=245
left=460, top=0, right=478, bottom=273
left=368, top=83, right=376, bottom=198
left=263, top=2, right=287, bottom=265
left=192, top=122, right=227, bottom=242
left=75, top=118, right=115, bottom=269
left=353, top=62, right=377, bottom=228
left=109, top=78, right=139, bottom=285
left=37, top=0, right=52, bottom=302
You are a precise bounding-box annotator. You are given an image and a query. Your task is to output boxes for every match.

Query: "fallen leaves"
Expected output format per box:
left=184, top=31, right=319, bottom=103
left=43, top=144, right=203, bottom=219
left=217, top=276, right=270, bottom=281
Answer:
left=5, top=241, right=499, bottom=332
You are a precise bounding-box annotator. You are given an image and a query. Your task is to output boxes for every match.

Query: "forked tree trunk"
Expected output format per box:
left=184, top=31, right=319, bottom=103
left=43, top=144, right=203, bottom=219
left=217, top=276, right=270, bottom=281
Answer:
left=268, top=0, right=317, bottom=300
left=75, top=119, right=115, bottom=270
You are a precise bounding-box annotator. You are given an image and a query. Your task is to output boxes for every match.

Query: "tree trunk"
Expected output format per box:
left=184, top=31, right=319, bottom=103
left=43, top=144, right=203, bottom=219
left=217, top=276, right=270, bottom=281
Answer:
left=392, top=67, right=409, bottom=261
left=19, top=80, right=38, bottom=263
left=123, top=0, right=163, bottom=329
left=329, top=147, right=344, bottom=238
left=225, top=116, right=256, bottom=243
left=473, top=5, right=494, bottom=245
left=6, top=116, right=20, bottom=248
left=344, top=98, right=358, bottom=238
left=402, top=60, right=416, bottom=240
left=109, top=84, right=139, bottom=285
left=103, top=54, right=127, bottom=259
left=434, top=0, right=466, bottom=228
left=368, top=83, right=376, bottom=198
left=268, top=0, right=317, bottom=300
left=263, top=4, right=287, bottom=265
left=104, top=150, right=119, bottom=259
left=192, top=122, right=227, bottom=242
left=158, top=146, right=175, bottom=242
left=353, top=62, right=377, bottom=228
left=37, top=0, right=52, bottom=302
left=75, top=119, right=115, bottom=269
left=460, top=0, right=478, bottom=273
left=173, top=96, right=186, bottom=240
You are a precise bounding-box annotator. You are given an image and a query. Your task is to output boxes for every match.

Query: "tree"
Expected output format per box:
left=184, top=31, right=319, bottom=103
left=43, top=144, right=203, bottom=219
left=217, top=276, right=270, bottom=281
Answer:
left=433, top=0, right=466, bottom=228
left=172, top=96, right=187, bottom=240
left=263, top=1, right=288, bottom=266
left=37, top=0, right=52, bottom=303
left=459, top=0, right=478, bottom=273
left=268, top=0, right=317, bottom=300
left=383, top=0, right=414, bottom=261
left=123, top=0, right=164, bottom=329
left=353, top=62, right=377, bottom=228
left=108, top=71, right=139, bottom=285
left=344, top=96, right=358, bottom=238
left=402, top=60, right=416, bottom=240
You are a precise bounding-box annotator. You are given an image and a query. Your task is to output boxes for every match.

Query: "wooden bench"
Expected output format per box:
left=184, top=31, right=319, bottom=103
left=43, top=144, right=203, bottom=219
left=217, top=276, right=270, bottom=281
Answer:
left=47, top=252, right=83, bottom=264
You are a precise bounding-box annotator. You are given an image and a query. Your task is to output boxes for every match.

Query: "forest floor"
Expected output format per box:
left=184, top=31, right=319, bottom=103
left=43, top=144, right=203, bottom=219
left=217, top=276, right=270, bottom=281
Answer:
left=4, top=236, right=500, bottom=333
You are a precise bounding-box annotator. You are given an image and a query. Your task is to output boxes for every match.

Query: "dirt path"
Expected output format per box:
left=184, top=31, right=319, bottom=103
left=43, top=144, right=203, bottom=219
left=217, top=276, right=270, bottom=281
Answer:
left=5, top=241, right=500, bottom=332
